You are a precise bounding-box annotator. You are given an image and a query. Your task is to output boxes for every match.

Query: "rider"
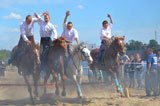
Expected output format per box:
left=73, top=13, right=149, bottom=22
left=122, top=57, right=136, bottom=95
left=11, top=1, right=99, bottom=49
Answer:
left=8, top=14, right=41, bottom=69
left=61, top=11, right=79, bottom=57
left=98, top=14, right=113, bottom=65
left=34, top=11, right=58, bottom=69
left=145, top=48, right=159, bottom=96
left=61, top=11, right=79, bottom=74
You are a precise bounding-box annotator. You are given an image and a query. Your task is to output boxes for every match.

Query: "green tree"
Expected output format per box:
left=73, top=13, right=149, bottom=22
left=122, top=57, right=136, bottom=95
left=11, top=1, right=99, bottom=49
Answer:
left=126, top=40, right=143, bottom=50
left=148, top=39, right=160, bottom=50
left=0, top=49, right=11, bottom=64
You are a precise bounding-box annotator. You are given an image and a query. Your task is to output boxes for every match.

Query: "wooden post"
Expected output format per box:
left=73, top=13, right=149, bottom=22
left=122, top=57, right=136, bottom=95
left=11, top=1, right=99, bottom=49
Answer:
left=121, top=60, right=124, bottom=81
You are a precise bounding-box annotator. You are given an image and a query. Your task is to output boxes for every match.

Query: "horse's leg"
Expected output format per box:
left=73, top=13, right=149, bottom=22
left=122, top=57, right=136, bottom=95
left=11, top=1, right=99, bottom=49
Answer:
left=61, top=76, right=66, bottom=96
left=33, top=70, right=40, bottom=100
left=116, top=67, right=124, bottom=96
left=43, top=71, right=50, bottom=95
left=52, top=70, right=60, bottom=96
left=60, top=56, right=66, bottom=96
left=23, top=75, right=35, bottom=104
left=72, top=74, right=83, bottom=103
left=108, top=69, right=121, bottom=93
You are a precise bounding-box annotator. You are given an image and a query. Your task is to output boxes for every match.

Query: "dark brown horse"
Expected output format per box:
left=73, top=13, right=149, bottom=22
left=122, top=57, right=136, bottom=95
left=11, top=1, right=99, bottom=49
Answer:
left=11, top=41, right=41, bottom=104
left=43, top=37, right=68, bottom=96
left=90, top=36, right=126, bottom=96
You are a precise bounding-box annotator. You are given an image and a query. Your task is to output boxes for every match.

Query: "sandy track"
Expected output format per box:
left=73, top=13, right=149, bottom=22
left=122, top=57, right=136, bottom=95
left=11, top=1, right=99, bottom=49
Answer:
left=0, top=71, right=160, bottom=106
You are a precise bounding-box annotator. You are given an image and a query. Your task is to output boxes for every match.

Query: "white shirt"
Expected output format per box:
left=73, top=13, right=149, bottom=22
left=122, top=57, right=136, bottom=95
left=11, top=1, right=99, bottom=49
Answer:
left=38, top=15, right=57, bottom=39
left=100, top=23, right=112, bottom=40
left=20, top=18, right=39, bottom=41
left=61, top=22, right=78, bottom=43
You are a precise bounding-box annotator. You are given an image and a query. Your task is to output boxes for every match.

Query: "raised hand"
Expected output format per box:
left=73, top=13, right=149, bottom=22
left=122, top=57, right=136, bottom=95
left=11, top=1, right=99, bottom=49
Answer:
left=34, top=13, right=38, bottom=18
left=107, top=14, right=113, bottom=24
left=107, top=14, right=111, bottom=18
left=66, top=11, right=70, bottom=17
left=43, top=11, right=49, bottom=16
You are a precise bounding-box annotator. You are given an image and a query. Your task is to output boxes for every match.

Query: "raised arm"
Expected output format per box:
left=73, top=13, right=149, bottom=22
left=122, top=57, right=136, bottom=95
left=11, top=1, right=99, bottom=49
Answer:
left=34, top=11, right=48, bottom=21
left=107, top=14, right=113, bottom=24
left=64, top=11, right=70, bottom=23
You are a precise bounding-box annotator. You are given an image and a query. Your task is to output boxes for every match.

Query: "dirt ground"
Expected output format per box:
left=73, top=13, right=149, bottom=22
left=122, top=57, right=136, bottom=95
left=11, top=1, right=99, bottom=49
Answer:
left=0, top=70, right=160, bottom=106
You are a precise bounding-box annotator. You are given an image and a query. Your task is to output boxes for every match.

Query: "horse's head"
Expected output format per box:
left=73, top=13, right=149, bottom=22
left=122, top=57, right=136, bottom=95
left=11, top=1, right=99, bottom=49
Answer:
left=112, top=36, right=126, bottom=56
left=25, top=42, right=41, bottom=65
left=52, top=37, right=68, bottom=57
left=77, top=43, right=93, bottom=64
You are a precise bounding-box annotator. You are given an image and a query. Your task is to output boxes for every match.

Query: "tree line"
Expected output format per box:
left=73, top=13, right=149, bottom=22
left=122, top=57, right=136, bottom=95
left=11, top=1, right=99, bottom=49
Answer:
left=126, top=39, right=160, bottom=51
left=0, top=39, right=159, bottom=64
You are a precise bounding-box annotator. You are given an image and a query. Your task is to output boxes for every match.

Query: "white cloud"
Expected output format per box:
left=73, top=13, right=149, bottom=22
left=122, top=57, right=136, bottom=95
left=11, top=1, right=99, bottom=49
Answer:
left=3, top=12, right=22, bottom=19
left=75, top=5, right=84, bottom=9
left=11, top=28, right=19, bottom=32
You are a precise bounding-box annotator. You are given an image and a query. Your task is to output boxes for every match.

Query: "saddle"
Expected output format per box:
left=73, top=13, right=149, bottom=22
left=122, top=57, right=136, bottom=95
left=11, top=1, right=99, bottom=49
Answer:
left=96, top=40, right=111, bottom=68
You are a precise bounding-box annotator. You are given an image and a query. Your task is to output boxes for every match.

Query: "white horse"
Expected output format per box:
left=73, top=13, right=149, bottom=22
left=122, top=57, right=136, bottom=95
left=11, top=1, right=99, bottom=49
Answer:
left=66, top=43, right=93, bottom=102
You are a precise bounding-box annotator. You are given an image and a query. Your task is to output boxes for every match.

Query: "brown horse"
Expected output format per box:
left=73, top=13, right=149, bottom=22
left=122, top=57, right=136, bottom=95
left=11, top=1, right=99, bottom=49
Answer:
left=43, top=37, right=68, bottom=96
left=90, top=36, right=126, bottom=96
left=11, top=41, right=41, bottom=104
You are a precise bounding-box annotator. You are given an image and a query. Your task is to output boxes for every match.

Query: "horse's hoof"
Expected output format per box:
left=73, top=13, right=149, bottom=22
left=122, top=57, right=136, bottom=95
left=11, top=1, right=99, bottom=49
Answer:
left=61, top=90, right=66, bottom=96
left=78, top=97, right=82, bottom=104
left=116, top=87, right=120, bottom=93
left=121, top=93, right=125, bottom=97
left=34, top=96, right=40, bottom=101
left=79, top=93, right=83, bottom=97
left=31, top=100, right=35, bottom=105
left=55, top=89, right=60, bottom=96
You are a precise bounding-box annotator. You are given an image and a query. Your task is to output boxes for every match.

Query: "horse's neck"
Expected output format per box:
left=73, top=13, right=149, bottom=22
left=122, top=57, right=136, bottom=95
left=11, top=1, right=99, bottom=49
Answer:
left=72, top=51, right=82, bottom=68
left=106, top=43, right=118, bottom=58
left=25, top=50, right=35, bottom=61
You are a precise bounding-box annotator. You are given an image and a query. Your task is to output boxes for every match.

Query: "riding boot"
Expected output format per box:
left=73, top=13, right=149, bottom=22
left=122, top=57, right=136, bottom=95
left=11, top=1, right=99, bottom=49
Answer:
left=97, top=50, right=104, bottom=66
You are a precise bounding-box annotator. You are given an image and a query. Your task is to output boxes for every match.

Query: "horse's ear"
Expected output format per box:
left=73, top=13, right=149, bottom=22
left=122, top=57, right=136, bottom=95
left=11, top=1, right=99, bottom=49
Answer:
left=36, top=43, right=40, bottom=49
left=114, top=36, right=119, bottom=40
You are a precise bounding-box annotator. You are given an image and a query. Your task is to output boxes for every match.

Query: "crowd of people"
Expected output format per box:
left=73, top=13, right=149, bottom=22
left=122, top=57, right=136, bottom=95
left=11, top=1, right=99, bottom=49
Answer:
left=119, top=49, right=160, bottom=96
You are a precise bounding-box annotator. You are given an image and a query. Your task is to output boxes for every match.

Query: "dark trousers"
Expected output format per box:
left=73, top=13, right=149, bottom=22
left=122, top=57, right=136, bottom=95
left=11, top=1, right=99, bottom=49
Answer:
left=129, top=71, right=135, bottom=88
left=97, top=40, right=107, bottom=64
left=145, top=69, right=159, bottom=96
left=158, top=70, right=160, bottom=94
left=136, top=70, right=143, bottom=88
left=40, top=37, right=51, bottom=69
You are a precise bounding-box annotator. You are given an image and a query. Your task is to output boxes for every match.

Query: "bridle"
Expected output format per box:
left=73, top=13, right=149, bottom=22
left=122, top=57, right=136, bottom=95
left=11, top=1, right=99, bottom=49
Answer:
left=71, top=46, right=91, bottom=73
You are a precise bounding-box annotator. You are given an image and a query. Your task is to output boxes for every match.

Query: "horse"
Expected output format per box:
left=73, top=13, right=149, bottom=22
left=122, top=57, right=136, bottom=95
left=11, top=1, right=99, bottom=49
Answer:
left=90, top=36, right=126, bottom=97
left=90, top=48, right=112, bottom=84
left=43, top=37, right=69, bottom=96
left=65, top=43, right=93, bottom=102
left=11, top=41, right=41, bottom=104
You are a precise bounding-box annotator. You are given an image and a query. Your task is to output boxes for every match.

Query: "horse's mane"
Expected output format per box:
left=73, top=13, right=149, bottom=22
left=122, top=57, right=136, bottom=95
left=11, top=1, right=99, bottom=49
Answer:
left=72, top=42, right=88, bottom=54
left=108, top=36, right=125, bottom=48
left=52, top=37, right=66, bottom=44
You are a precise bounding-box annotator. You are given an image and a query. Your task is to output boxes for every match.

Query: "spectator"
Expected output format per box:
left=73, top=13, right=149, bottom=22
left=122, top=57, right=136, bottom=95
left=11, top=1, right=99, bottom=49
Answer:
left=128, top=55, right=135, bottom=88
left=119, top=54, right=130, bottom=83
left=145, top=48, right=158, bottom=96
left=134, top=53, right=144, bottom=90
left=157, top=50, right=160, bottom=95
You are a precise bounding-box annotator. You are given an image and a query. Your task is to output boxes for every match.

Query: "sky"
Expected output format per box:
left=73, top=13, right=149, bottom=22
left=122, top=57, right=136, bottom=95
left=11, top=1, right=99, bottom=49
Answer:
left=0, top=0, right=160, bottom=50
